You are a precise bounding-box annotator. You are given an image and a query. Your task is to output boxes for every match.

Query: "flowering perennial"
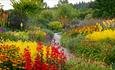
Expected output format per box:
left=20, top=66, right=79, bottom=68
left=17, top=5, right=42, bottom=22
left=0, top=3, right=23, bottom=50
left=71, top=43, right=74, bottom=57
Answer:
left=0, top=41, right=66, bottom=70
left=86, top=29, right=115, bottom=41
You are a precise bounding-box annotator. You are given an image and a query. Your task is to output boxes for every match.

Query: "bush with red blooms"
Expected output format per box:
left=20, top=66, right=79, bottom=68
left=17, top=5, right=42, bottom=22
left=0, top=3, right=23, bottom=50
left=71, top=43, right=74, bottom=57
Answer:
left=24, top=41, right=66, bottom=70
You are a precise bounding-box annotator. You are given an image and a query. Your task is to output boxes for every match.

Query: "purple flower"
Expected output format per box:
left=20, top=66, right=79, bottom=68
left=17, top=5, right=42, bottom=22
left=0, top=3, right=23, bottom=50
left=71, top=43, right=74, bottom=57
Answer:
left=0, top=27, right=5, bottom=32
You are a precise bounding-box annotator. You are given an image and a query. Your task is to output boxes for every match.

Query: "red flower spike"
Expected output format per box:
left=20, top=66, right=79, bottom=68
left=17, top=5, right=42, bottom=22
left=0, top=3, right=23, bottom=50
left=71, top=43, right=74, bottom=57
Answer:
left=33, top=55, right=41, bottom=70
left=42, top=63, right=48, bottom=70
left=49, top=64, right=58, bottom=70
left=24, top=48, right=32, bottom=70
left=37, top=41, right=43, bottom=52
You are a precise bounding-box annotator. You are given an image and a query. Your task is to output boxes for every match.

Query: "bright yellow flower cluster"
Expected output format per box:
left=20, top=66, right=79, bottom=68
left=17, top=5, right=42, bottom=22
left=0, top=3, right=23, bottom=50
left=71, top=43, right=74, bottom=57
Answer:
left=0, top=41, right=37, bottom=58
left=0, top=41, right=52, bottom=61
left=86, top=29, right=115, bottom=41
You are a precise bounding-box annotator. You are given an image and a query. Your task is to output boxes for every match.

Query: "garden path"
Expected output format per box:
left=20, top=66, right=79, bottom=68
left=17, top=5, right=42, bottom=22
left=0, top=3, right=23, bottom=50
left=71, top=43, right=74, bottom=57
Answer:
left=52, top=33, right=75, bottom=61
left=52, top=33, right=108, bottom=68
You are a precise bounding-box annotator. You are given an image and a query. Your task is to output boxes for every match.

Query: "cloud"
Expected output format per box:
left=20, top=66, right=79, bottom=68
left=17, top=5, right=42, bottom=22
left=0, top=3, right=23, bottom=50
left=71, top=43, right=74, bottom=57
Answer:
left=0, top=0, right=13, bottom=10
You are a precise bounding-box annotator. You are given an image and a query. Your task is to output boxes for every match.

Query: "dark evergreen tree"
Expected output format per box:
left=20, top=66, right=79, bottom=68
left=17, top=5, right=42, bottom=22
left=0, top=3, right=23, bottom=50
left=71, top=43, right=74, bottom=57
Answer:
left=93, top=0, right=115, bottom=18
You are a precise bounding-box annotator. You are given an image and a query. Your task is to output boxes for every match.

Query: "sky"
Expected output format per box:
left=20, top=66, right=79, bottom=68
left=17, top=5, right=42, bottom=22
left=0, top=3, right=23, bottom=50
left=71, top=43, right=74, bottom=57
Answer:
left=0, top=0, right=94, bottom=10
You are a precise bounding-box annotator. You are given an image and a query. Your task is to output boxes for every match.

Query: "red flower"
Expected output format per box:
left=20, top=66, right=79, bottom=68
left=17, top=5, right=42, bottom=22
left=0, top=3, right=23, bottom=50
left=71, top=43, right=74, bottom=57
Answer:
left=49, top=64, right=58, bottom=70
left=24, top=48, right=32, bottom=70
left=42, top=63, right=48, bottom=70
left=60, top=49, right=64, bottom=59
left=37, top=41, right=43, bottom=52
left=32, top=55, right=41, bottom=70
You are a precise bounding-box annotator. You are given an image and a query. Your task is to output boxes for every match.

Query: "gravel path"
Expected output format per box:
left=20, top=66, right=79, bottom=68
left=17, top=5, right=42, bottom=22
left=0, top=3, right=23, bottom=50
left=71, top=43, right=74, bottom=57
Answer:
left=52, top=33, right=75, bottom=60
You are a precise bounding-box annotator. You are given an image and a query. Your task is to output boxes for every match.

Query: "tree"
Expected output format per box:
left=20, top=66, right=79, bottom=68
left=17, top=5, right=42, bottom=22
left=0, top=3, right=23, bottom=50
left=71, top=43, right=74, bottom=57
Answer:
left=93, top=0, right=115, bottom=18
left=10, top=0, right=43, bottom=17
left=9, top=11, right=25, bottom=30
left=9, top=0, right=44, bottom=30
left=58, top=0, right=68, bottom=5
left=57, top=0, right=79, bottom=25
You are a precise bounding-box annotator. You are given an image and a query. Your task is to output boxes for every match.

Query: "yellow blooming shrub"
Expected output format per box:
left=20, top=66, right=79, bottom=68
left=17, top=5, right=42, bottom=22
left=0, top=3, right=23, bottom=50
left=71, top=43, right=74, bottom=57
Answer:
left=86, top=29, right=115, bottom=41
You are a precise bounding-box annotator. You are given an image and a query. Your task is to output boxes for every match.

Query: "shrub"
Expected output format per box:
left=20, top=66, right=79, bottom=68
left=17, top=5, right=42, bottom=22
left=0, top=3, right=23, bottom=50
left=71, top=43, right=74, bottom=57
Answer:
left=0, top=32, right=17, bottom=41
left=8, top=10, right=27, bottom=30
left=48, top=21, right=63, bottom=32
left=0, top=31, right=47, bottom=42
left=11, top=31, right=29, bottom=41
left=29, top=30, right=46, bottom=42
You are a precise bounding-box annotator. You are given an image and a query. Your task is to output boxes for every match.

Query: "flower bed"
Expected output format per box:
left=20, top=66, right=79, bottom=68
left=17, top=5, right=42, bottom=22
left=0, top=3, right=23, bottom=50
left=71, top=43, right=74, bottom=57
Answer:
left=0, top=41, right=66, bottom=70
left=86, top=29, right=115, bottom=41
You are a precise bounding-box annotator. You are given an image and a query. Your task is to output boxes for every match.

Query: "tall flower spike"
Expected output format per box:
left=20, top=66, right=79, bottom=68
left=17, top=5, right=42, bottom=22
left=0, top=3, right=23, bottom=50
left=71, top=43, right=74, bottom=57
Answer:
left=37, top=41, right=43, bottom=52
left=24, top=48, right=32, bottom=70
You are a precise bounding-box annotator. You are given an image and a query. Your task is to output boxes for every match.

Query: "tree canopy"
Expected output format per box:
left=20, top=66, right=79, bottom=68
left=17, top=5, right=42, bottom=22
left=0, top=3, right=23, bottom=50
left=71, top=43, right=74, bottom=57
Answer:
left=10, top=0, right=43, bottom=17
left=93, top=0, right=115, bottom=18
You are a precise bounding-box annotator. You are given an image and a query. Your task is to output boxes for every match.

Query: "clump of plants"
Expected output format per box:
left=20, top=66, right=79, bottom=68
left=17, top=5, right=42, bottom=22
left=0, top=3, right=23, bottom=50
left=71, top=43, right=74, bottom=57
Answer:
left=48, top=21, right=63, bottom=32
left=0, top=41, right=67, bottom=70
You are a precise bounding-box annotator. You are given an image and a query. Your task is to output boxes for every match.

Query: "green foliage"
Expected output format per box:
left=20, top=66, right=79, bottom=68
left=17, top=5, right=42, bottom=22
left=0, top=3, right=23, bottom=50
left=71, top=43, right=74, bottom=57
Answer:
left=11, top=0, right=43, bottom=16
left=42, top=29, right=54, bottom=38
left=0, top=31, right=47, bottom=42
left=93, top=0, right=115, bottom=18
left=78, top=8, right=93, bottom=20
left=61, top=34, right=115, bottom=64
left=39, top=9, right=53, bottom=21
left=65, top=60, right=111, bottom=70
left=8, top=10, right=27, bottom=30
left=57, top=3, right=79, bottom=20
left=10, top=0, right=44, bottom=30
left=38, top=9, right=54, bottom=27
left=105, top=46, right=115, bottom=64
left=0, top=33, right=17, bottom=41
left=48, top=21, right=63, bottom=32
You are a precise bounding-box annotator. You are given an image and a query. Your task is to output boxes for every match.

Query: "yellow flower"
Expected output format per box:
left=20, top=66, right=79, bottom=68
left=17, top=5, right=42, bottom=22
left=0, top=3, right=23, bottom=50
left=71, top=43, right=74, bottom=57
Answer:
left=103, top=21, right=107, bottom=27
left=0, top=41, right=37, bottom=59
left=42, top=46, right=47, bottom=61
left=96, top=23, right=103, bottom=31
left=86, top=29, right=115, bottom=41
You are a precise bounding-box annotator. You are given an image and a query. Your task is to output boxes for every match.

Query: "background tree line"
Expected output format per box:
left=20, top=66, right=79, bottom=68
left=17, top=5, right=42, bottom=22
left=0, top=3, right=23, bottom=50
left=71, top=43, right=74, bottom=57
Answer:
left=0, top=0, right=115, bottom=30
